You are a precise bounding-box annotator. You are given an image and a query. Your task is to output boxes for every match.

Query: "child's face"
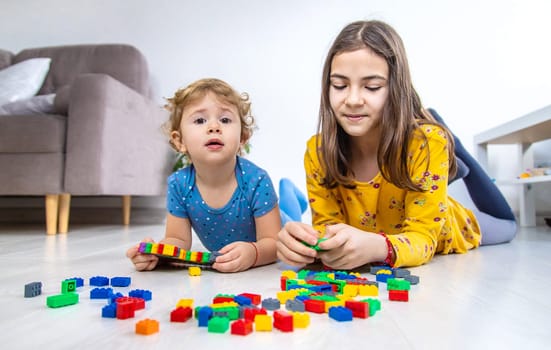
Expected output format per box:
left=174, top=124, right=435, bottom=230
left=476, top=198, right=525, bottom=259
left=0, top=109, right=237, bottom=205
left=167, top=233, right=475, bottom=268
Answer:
left=329, top=47, right=389, bottom=139
left=172, top=92, right=243, bottom=166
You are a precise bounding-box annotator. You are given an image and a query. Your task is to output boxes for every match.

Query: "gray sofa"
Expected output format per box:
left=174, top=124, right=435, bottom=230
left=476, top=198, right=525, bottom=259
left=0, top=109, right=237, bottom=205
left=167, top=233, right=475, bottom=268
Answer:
left=0, top=44, right=172, bottom=234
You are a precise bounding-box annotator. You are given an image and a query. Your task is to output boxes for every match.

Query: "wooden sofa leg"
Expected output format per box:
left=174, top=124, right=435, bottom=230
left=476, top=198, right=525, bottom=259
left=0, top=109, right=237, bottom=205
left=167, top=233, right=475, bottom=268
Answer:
left=122, top=195, right=131, bottom=226
left=58, top=193, right=71, bottom=234
left=45, top=194, right=59, bottom=235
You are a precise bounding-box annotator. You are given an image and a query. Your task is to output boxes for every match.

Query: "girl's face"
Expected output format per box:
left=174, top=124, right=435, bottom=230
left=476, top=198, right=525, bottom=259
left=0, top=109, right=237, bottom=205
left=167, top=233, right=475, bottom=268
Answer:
left=329, top=47, right=389, bottom=140
left=171, top=92, right=243, bottom=166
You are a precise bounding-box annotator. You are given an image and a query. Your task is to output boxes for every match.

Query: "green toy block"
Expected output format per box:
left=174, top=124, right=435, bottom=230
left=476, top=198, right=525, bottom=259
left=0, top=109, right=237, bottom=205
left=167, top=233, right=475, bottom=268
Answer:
left=386, top=278, right=411, bottom=291
left=47, top=293, right=79, bottom=308
left=208, top=316, right=229, bottom=333
left=62, top=279, right=77, bottom=294
left=360, top=298, right=381, bottom=316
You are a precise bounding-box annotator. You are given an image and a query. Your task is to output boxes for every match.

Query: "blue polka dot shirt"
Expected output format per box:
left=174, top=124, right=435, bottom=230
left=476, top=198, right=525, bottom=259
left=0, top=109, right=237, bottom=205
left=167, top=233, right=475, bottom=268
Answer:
left=166, top=156, right=278, bottom=251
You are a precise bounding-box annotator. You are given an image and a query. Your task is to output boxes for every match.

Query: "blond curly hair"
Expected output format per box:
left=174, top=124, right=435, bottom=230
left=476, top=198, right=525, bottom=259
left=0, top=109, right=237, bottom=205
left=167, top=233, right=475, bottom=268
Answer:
left=164, top=78, right=256, bottom=154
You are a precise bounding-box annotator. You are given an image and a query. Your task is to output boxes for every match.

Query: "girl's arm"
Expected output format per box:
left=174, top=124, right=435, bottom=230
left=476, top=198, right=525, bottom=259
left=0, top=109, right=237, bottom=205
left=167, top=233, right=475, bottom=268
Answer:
left=387, top=126, right=450, bottom=267
left=250, top=206, right=281, bottom=266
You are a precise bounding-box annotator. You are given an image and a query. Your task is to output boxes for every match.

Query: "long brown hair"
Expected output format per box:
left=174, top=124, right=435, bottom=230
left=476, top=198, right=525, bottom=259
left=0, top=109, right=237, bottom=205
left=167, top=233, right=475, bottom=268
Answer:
left=317, top=20, right=456, bottom=191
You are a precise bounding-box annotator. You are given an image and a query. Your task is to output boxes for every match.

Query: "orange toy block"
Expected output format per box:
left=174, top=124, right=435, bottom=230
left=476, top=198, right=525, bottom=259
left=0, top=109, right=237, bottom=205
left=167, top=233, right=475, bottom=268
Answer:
left=135, top=318, right=159, bottom=335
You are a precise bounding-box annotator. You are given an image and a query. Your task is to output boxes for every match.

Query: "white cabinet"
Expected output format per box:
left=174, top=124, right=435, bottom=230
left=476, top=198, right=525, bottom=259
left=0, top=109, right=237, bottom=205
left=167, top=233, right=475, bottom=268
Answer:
left=474, top=105, right=551, bottom=227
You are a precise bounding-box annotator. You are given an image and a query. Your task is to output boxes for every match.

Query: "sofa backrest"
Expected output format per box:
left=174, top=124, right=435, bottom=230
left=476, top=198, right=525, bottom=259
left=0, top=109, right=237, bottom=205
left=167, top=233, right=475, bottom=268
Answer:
left=0, top=49, right=13, bottom=70
left=13, top=44, right=150, bottom=96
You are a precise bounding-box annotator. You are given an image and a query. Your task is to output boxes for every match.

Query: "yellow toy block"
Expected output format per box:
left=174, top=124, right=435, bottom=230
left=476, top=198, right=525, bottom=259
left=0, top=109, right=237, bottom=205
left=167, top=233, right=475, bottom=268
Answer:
left=277, top=290, right=298, bottom=304
left=190, top=251, right=198, bottom=262
left=324, top=300, right=344, bottom=313
left=178, top=249, right=186, bottom=259
left=162, top=244, right=175, bottom=256
left=176, top=298, right=194, bottom=308
left=377, top=269, right=392, bottom=276
left=254, top=314, right=273, bottom=331
left=210, top=301, right=238, bottom=309
left=188, top=266, right=201, bottom=276
left=358, top=284, right=379, bottom=297
left=342, top=284, right=359, bottom=297
left=151, top=243, right=159, bottom=254
left=292, top=312, right=310, bottom=328
left=281, top=270, right=297, bottom=279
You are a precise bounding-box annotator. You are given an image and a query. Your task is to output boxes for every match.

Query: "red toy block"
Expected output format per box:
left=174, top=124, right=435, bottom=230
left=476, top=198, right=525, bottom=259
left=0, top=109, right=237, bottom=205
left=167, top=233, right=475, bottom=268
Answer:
left=116, top=296, right=145, bottom=310
left=304, top=299, right=326, bottom=313
left=243, top=307, right=267, bottom=321
left=389, top=289, right=409, bottom=302
left=116, top=299, right=135, bottom=319
left=280, top=276, right=288, bottom=291
left=171, top=306, right=193, bottom=322
left=231, top=319, right=253, bottom=336
left=345, top=300, right=369, bottom=318
left=238, top=293, right=261, bottom=305
left=156, top=244, right=164, bottom=254
left=212, top=295, right=234, bottom=304
left=273, top=310, right=294, bottom=332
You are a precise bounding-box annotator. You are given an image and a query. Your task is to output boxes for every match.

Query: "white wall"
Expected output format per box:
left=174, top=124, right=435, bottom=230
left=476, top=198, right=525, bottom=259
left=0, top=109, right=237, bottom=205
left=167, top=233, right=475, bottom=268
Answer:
left=1, top=0, right=551, bottom=215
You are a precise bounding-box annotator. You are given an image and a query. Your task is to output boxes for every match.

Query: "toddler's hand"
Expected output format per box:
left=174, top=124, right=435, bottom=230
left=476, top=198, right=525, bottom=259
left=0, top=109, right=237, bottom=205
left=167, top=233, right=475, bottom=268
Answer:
left=126, top=237, right=159, bottom=271
left=276, top=221, right=319, bottom=267
left=212, top=241, right=256, bottom=272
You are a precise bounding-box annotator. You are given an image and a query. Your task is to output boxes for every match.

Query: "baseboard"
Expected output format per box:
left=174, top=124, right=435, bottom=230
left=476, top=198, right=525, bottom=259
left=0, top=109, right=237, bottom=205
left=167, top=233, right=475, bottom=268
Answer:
left=0, top=207, right=166, bottom=225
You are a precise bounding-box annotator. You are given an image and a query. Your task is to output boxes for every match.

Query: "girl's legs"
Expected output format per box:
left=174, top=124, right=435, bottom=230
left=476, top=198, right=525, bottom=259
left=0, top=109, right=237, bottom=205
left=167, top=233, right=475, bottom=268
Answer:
left=279, top=178, right=308, bottom=224
left=473, top=210, right=517, bottom=245
left=428, top=108, right=517, bottom=244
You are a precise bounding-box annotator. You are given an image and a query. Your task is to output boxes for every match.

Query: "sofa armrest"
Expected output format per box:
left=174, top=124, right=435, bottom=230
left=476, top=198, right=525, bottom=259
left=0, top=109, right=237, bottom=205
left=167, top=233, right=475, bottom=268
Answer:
left=64, top=73, right=172, bottom=195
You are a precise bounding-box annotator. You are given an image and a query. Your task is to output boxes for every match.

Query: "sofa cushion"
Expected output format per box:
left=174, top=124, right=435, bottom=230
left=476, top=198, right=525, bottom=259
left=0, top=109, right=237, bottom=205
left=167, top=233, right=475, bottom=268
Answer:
left=0, top=58, right=51, bottom=105
left=0, top=114, right=66, bottom=153
left=0, top=94, right=56, bottom=115
left=53, top=85, right=70, bottom=115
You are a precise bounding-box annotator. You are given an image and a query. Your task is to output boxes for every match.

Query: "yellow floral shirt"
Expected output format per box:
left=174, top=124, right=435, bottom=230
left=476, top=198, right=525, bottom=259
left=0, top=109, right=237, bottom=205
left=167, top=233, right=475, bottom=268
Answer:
left=305, top=125, right=481, bottom=267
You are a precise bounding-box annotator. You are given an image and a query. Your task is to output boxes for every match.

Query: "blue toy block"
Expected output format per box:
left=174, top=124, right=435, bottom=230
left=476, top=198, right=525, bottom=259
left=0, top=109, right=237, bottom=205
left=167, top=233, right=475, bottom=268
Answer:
left=110, top=276, right=131, bottom=287
left=102, top=303, right=117, bottom=318
left=197, top=306, right=213, bottom=327
left=108, top=292, right=124, bottom=304
left=90, top=287, right=113, bottom=299
left=90, top=276, right=109, bottom=286
left=129, top=289, right=152, bottom=301
left=24, top=282, right=42, bottom=298
left=328, top=306, right=353, bottom=322
left=65, top=277, right=84, bottom=288
left=233, top=295, right=252, bottom=306
left=376, top=273, right=391, bottom=283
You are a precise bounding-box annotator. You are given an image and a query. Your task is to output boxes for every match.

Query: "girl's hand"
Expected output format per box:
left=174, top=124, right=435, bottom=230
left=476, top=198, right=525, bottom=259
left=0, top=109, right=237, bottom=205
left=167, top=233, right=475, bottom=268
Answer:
left=316, top=224, right=387, bottom=270
left=276, top=221, right=320, bottom=267
left=213, top=241, right=256, bottom=273
left=126, top=237, right=159, bottom=271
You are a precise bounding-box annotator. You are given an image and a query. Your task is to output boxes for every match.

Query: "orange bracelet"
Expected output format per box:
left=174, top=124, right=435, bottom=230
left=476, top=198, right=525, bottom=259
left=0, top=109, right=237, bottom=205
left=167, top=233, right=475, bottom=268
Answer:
left=249, top=242, right=258, bottom=268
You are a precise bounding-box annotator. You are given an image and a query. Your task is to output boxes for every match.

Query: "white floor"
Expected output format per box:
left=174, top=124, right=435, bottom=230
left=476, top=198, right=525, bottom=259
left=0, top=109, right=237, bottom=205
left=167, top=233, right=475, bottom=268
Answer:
left=1, top=223, right=551, bottom=350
